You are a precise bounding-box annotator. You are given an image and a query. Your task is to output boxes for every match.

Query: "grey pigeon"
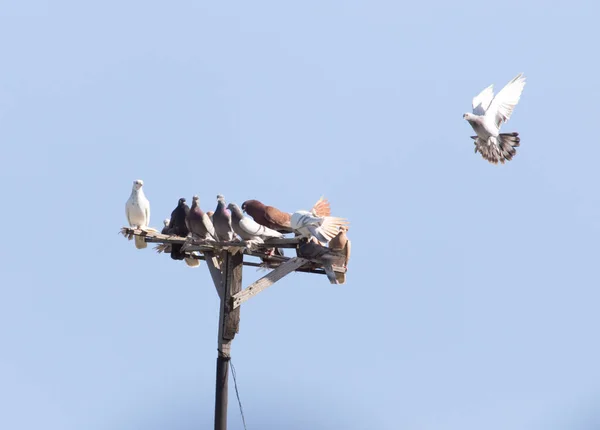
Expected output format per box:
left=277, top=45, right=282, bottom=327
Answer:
left=168, top=198, right=190, bottom=260
left=125, top=179, right=150, bottom=249
left=228, top=202, right=283, bottom=243
left=464, top=73, right=526, bottom=164
left=291, top=211, right=349, bottom=245
left=186, top=195, right=217, bottom=241
left=161, top=218, right=171, bottom=235
left=213, top=195, right=235, bottom=242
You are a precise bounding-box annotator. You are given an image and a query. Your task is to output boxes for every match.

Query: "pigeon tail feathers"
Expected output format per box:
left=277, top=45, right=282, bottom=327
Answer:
left=475, top=133, right=520, bottom=164
left=134, top=236, right=147, bottom=249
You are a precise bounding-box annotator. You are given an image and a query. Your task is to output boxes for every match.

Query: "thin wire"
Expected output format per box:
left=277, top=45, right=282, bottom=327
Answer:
left=230, top=359, right=248, bottom=430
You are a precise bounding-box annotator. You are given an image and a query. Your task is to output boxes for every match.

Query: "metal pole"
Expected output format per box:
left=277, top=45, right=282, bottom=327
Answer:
left=214, top=352, right=229, bottom=430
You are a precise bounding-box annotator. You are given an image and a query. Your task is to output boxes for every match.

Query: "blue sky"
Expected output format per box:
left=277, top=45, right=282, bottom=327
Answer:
left=2, top=0, right=600, bottom=429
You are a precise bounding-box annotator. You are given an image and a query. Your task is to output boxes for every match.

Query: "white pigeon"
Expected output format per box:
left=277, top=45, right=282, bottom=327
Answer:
left=228, top=202, right=283, bottom=246
left=290, top=211, right=349, bottom=245
left=463, top=73, right=526, bottom=164
left=125, top=179, right=151, bottom=249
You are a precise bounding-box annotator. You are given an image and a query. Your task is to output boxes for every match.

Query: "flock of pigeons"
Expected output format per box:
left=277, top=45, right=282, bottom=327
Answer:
left=463, top=73, right=526, bottom=164
left=124, top=180, right=350, bottom=268
left=123, top=72, right=527, bottom=271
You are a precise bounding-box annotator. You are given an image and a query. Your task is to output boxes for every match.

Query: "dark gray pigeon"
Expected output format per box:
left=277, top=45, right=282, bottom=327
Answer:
left=168, top=198, right=190, bottom=260
left=186, top=195, right=217, bottom=241
left=161, top=218, right=173, bottom=253
left=213, top=195, right=235, bottom=242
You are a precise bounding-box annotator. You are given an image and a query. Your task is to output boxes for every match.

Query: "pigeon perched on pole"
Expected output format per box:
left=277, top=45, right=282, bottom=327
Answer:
left=328, top=226, right=351, bottom=268
left=161, top=215, right=198, bottom=266
left=228, top=203, right=284, bottom=243
left=213, top=195, right=235, bottom=242
left=464, top=73, right=526, bottom=164
left=186, top=195, right=217, bottom=241
left=125, top=179, right=150, bottom=249
left=291, top=210, right=349, bottom=245
left=241, top=200, right=292, bottom=233
left=242, top=197, right=332, bottom=233
left=168, top=198, right=190, bottom=261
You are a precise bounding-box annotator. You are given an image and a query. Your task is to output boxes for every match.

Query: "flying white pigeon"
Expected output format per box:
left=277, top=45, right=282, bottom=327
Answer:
left=290, top=210, right=349, bottom=245
left=464, top=73, right=526, bottom=164
left=125, top=179, right=151, bottom=249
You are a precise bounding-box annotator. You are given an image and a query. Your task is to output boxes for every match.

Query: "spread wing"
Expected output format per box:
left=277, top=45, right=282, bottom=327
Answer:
left=264, top=206, right=291, bottom=229
left=472, top=84, right=494, bottom=116
left=311, top=197, right=331, bottom=217
left=486, top=73, right=526, bottom=128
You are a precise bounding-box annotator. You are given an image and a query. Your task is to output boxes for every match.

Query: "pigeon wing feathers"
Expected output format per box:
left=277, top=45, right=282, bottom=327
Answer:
left=472, top=84, right=494, bottom=115
left=239, top=217, right=282, bottom=239
left=126, top=207, right=133, bottom=226
left=264, top=206, right=291, bottom=229
left=202, top=214, right=217, bottom=240
left=291, top=211, right=322, bottom=229
left=311, top=197, right=331, bottom=217
left=317, top=217, right=349, bottom=241
left=486, top=73, right=526, bottom=128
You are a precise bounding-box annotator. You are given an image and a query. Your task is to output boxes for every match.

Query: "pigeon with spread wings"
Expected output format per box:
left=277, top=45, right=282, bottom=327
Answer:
left=291, top=206, right=349, bottom=245
left=464, top=73, right=526, bottom=164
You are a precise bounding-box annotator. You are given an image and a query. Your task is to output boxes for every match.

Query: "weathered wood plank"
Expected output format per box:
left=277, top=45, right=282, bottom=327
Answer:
left=222, top=252, right=243, bottom=341
left=121, top=227, right=301, bottom=248
left=231, top=257, right=308, bottom=309
left=204, top=251, right=223, bottom=299
left=123, top=226, right=345, bottom=278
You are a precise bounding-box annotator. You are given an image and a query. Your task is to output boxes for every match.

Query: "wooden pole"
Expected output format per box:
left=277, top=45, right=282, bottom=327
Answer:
left=214, top=251, right=243, bottom=430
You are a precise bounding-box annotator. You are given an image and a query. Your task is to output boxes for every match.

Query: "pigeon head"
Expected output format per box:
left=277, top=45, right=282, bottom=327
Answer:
left=217, top=194, right=225, bottom=201
left=178, top=197, right=186, bottom=206
left=191, top=195, right=201, bottom=209
left=228, top=203, right=243, bottom=218
left=163, top=218, right=170, bottom=226
left=241, top=199, right=263, bottom=214
left=463, top=113, right=474, bottom=121
left=132, top=179, right=144, bottom=190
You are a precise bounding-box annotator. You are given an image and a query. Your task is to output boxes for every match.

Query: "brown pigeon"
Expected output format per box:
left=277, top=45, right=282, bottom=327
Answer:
left=328, top=226, right=350, bottom=268
left=241, top=197, right=332, bottom=233
left=328, top=226, right=350, bottom=284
